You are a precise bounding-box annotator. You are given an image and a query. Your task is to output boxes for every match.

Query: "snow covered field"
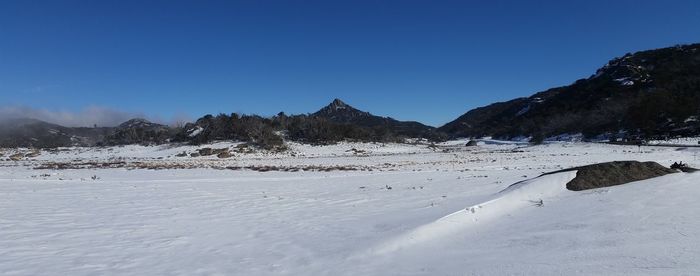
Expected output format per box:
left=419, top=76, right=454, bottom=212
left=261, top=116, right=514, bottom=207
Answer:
left=1, top=141, right=700, bottom=275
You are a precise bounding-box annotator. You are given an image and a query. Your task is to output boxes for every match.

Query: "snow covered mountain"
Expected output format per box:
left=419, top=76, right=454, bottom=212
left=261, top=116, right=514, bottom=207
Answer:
left=440, top=43, right=700, bottom=140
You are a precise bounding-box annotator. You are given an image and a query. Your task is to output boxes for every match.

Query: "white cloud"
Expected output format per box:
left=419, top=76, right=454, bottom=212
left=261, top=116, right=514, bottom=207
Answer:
left=0, top=105, right=181, bottom=127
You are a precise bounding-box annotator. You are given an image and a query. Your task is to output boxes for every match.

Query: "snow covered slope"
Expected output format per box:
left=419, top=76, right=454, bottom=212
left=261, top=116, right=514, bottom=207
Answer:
left=1, top=141, right=699, bottom=275
left=373, top=171, right=578, bottom=255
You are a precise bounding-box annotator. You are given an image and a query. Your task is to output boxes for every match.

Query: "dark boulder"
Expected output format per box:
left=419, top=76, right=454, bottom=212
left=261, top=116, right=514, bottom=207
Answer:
left=563, top=161, right=676, bottom=191
left=217, top=151, right=233, bottom=158
left=198, top=148, right=213, bottom=156
left=198, top=147, right=229, bottom=156
left=671, top=161, right=699, bottom=173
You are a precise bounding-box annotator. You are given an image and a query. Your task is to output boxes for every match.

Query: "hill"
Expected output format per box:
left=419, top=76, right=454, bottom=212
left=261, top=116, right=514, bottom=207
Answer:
left=0, top=118, right=173, bottom=148
left=0, top=118, right=111, bottom=148
left=312, top=99, right=443, bottom=140
left=103, top=118, right=173, bottom=146
left=440, top=43, right=700, bottom=140
left=176, top=99, right=447, bottom=148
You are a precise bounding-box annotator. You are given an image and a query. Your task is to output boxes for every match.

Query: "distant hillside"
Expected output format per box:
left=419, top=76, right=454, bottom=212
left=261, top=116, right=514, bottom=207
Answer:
left=175, top=99, right=447, bottom=148
left=0, top=118, right=111, bottom=148
left=440, top=43, right=700, bottom=140
left=0, top=118, right=173, bottom=148
left=103, top=118, right=173, bottom=146
left=0, top=100, right=447, bottom=149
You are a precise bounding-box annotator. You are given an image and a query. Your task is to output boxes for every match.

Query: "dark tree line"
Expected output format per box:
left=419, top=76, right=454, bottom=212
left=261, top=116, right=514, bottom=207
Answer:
left=173, top=112, right=447, bottom=149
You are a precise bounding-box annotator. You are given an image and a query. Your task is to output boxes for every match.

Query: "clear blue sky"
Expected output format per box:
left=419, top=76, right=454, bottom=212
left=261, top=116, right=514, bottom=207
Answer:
left=1, top=0, right=699, bottom=126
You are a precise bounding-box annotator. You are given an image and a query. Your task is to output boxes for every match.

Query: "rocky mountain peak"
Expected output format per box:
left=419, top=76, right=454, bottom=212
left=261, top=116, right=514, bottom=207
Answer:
left=314, top=99, right=369, bottom=118
left=330, top=98, right=348, bottom=109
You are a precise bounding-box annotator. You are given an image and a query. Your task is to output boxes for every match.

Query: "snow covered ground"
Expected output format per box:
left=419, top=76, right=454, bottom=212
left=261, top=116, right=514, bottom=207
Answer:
left=1, top=141, right=700, bottom=275
left=647, top=136, right=700, bottom=146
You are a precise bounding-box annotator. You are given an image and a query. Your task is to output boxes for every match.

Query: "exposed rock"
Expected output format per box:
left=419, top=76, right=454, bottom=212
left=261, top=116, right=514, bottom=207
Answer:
left=175, top=151, right=188, bottom=157
left=235, top=143, right=255, bottom=154
left=466, top=140, right=478, bottom=147
left=236, top=143, right=249, bottom=149
left=24, top=150, right=41, bottom=158
left=9, top=153, right=24, bottom=161
left=313, top=99, right=371, bottom=119
left=190, top=152, right=201, bottom=157
left=346, top=148, right=367, bottom=155
left=562, top=161, right=676, bottom=191
left=198, top=148, right=213, bottom=156
left=217, top=151, right=233, bottom=158
left=198, top=147, right=228, bottom=156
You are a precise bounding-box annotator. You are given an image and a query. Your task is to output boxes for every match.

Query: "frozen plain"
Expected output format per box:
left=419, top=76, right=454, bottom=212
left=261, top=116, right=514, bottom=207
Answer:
left=1, top=140, right=700, bottom=275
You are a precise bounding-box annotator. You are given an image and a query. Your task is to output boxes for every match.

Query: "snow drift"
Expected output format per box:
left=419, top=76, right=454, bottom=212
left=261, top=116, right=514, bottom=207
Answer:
left=373, top=171, right=578, bottom=254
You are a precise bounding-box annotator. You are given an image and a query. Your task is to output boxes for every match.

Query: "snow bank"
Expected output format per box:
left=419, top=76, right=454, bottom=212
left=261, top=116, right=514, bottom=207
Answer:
left=373, top=171, right=577, bottom=254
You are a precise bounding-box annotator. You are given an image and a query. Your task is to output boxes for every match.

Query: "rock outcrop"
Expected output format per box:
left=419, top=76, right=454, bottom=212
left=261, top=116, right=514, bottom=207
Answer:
left=561, top=161, right=676, bottom=191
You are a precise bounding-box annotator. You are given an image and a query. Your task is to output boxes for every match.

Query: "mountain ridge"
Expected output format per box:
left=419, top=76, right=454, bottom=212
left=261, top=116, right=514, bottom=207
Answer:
left=2, top=43, right=700, bottom=148
left=439, top=43, right=700, bottom=140
left=311, top=98, right=438, bottom=138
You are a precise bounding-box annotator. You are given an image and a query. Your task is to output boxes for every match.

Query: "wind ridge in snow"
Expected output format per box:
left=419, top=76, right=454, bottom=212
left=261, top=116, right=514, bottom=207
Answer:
left=371, top=171, right=578, bottom=255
